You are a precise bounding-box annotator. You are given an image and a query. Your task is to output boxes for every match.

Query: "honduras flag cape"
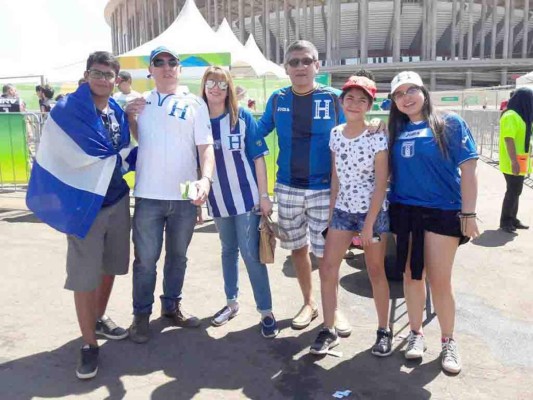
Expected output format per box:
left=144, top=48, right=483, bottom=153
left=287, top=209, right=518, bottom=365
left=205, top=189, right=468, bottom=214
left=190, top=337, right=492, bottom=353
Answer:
left=26, top=83, right=136, bottom=238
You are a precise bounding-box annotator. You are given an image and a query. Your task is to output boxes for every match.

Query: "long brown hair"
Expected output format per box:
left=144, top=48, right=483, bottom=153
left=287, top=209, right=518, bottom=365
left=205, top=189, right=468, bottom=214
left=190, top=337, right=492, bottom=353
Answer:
left=388, top=85, right=448, bottom=157
left=200, top=66, right=238, bottom=130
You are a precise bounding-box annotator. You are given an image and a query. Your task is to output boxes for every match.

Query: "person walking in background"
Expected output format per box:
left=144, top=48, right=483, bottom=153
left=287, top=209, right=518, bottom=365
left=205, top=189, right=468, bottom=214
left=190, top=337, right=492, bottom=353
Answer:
left=387, top=71, right=479, bottom=374
left=498, top=87, right=532, bottom=233
left=257, top=40, right=352, bottom=337
left=125, top=46, right=214, bottom=344
left=113, top=71, right=141, bottom=109
left=310, top=75, right=392, bottom=356
left=200, top=66, right=279, bottom=338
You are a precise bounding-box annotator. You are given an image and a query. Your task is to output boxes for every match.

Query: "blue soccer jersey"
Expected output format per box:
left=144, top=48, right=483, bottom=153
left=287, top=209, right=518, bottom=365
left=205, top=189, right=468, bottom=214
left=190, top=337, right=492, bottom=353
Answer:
left=207, top=107, right=269, bottom=218
left=389, top=113, right=478, bottom=210
left=257, top=85, right=345, bottom=190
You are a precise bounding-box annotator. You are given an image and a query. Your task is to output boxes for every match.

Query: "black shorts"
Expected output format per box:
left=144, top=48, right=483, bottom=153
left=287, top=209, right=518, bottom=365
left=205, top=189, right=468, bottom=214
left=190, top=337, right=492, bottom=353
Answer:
left=389, top=203, right=470, bottom=245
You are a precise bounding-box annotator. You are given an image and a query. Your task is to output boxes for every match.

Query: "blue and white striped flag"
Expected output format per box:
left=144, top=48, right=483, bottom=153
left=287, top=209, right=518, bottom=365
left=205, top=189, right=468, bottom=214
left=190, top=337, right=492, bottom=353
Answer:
left=26, top=83, right=136, bottom=238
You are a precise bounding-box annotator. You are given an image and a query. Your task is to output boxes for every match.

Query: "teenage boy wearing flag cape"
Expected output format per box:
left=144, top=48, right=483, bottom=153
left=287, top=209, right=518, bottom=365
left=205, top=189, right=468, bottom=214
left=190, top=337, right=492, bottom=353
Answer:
left=26, top=51, right=135, bottom=380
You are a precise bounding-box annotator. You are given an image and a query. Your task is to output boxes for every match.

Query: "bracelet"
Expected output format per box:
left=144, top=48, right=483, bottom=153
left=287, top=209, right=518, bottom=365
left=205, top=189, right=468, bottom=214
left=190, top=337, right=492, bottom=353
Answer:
left=260, top=193, right=270, bottom=199
left=201, top=176, right=213, bottom=184
left=459, top=212, right=476, bottom=218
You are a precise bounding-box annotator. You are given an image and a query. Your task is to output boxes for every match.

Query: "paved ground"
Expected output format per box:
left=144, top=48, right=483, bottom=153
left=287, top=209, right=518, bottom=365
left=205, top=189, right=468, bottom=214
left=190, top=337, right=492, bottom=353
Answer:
left=0, top=160, right=532, bottom=400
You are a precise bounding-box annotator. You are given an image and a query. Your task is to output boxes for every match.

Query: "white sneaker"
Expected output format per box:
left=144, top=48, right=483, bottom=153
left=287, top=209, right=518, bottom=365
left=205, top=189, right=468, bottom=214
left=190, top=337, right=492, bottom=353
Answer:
left=334, top=310, right=352, bottom=338
left=441, top=338, right=462, bottom=374
left=211, top=304, right=239, bottom=326
left=405, top=331, right=426, bottom=359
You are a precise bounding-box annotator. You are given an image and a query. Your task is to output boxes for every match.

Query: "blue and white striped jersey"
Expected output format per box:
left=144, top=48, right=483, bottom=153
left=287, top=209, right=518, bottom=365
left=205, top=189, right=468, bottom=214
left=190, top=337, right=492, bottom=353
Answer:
left=207, top=107, right=269, bottom=218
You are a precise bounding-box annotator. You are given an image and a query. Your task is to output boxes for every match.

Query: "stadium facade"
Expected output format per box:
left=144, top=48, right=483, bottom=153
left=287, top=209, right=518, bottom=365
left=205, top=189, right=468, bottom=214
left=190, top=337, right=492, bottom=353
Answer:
left=104, top=0, right=533, bottom=90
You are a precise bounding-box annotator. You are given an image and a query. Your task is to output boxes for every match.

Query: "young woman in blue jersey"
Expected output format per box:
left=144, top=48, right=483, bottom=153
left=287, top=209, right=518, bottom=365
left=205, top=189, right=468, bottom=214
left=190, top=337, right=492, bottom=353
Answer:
left=310, top=76, right=392, bottom=356
left=387, top=71, right=479, bottom=374
left=200, top=66, right=279, bottom=338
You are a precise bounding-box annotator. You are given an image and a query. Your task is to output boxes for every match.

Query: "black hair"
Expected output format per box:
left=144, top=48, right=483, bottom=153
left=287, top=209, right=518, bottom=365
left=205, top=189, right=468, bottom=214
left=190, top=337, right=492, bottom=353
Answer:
left=86, top=51, right=120, bottom=75
left=35, top=85, right=43, bottom=92
left=55, top=94, right=65, bottom=102
left=388, top=85, right=448, bottom=157
left=354, top=69, right=376, bottom=82
left=42, top=84, right=54, bottom=100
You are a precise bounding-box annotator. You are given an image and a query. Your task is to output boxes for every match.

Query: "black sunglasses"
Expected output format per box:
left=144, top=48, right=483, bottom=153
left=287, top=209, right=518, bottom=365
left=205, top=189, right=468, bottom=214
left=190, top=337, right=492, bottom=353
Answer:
left=286, top=57, right=316, bottom=68
left=152, top=58, right=180, bottom=68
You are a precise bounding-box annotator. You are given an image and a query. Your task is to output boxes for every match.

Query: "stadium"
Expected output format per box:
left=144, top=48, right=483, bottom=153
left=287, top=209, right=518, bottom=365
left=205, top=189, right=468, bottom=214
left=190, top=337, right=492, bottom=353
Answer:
left=104, top=0, right=533, bottom=90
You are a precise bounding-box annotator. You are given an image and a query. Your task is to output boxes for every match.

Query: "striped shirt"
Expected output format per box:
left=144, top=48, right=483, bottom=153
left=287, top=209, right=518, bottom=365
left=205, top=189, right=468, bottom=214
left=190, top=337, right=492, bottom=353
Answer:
left=208, top=107, right=269, bottom=218
left=257, top=85, right=345, bottom=190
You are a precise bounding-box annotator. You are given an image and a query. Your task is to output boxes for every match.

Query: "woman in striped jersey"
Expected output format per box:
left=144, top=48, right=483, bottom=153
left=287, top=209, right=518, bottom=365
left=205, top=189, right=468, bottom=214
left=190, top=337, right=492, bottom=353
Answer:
left=200, top=66, right=279, bottom=338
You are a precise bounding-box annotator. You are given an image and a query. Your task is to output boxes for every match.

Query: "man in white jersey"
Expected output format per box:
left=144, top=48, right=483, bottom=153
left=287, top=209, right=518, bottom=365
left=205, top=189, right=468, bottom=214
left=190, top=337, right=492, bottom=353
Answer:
left=125, top=46, right=215, bottom=343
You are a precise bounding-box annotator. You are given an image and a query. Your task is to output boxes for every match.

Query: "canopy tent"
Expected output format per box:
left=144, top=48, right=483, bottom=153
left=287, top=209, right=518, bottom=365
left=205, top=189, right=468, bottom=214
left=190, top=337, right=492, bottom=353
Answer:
left=216, top=19, right=286, bottom=78
left=244, top=35, right=286, bottom=78
left=516, top=71, right=533, bottom=89
left=118, top=0, right=231, bottom=81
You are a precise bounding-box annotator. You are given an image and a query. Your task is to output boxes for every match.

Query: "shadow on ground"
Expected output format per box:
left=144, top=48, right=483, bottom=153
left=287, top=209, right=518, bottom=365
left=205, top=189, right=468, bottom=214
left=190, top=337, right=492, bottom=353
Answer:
left=471, top=229, right=517, bottom=247
left=0, top=315, right=442, bottom=399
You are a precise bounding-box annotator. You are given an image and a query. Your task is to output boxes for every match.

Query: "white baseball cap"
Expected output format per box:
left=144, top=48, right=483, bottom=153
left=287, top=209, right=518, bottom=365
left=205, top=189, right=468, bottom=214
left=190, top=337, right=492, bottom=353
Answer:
left=391, top=71, right=424, bottom=94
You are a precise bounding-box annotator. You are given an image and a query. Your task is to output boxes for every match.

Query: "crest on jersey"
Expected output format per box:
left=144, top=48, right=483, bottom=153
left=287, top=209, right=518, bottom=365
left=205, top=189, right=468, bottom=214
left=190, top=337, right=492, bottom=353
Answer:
left=401, top=141, right=415, bottom=158
left=313, top=99, right=332, bottom=120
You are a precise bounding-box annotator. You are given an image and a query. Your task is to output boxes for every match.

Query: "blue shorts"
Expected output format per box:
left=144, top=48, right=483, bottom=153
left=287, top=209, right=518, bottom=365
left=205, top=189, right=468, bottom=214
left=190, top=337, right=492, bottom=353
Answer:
left=329, top=207, right=390, bottom=234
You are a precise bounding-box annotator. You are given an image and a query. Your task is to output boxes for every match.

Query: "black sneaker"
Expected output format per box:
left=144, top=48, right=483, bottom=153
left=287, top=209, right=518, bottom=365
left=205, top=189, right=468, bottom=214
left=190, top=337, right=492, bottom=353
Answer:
left=310, top=328, right=339, bottom=355
left=371, top=328, right=393, bottom=357
left=96, top=315, right=128, bottom=340
left=76, top=344, right=99, bottom=380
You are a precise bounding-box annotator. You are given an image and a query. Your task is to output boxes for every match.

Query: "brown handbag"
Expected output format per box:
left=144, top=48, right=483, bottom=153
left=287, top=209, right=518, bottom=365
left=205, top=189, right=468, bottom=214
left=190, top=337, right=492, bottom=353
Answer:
left=259, top=215, right=277, bottom=264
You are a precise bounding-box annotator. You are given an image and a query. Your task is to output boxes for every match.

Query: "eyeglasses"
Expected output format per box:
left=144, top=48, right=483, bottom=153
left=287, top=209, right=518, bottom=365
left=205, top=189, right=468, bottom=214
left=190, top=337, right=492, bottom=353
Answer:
left=205, top=79, right=228, bottom=90
left=152, top=58, right=180, bottom=68
left=88, top=69, right=116, bottom=81
left=286, top=57, right=316, bottom=68
left=392, top=86, right=421, bottom=101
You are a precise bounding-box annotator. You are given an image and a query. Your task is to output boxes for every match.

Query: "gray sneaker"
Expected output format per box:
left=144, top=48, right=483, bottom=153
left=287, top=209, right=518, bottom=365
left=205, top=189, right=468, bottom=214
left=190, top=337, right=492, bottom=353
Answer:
left=129, top=314, right=150, bottom=344
left=211, top=304, right=239, bottom=326
left=96, top=315, right=128, bottom=340
left=441, top=338, right=462, bottom=374
left=405, top=330, right=426, bottom=359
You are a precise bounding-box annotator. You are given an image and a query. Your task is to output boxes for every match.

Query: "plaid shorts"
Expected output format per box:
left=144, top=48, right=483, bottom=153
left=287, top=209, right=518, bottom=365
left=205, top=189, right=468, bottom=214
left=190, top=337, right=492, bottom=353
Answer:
left=274, top=183, right=330, bottom=257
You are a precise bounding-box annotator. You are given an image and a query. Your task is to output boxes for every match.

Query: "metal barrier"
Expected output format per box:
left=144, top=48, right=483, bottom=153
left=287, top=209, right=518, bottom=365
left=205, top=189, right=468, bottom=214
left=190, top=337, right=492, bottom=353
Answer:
left=0, top=112, right=46, bottom=192
left=456, top=109, right=501, bottom=163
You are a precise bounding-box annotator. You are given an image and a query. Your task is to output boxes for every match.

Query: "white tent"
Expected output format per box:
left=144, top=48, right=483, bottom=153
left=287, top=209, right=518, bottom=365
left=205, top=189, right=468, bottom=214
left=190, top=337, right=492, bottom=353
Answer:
left=244, top=35, right=286, bottom=78
left=122, top=0, right=227, bottom=57
left=216, top=19, right=286, bottom=78
left=516, top=71, right=533, bottom=89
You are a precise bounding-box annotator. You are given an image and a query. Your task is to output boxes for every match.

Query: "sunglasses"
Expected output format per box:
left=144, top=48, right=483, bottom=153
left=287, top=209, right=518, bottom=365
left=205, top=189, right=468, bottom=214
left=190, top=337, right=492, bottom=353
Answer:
left=205, top=79, right=228, bottom=90
left=392, top=86, right=421, bottom=101
left=88, top=69, right=116, bottom=81
left=152, top=58, right=180, bottom=68
left=286, top=57, right=316, bottom=68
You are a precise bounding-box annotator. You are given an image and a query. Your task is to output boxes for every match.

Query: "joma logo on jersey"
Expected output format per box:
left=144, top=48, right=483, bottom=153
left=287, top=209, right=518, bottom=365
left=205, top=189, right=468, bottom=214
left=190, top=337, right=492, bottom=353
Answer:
left=168, top=101, right=189, bottom=120
left=401, top=141, right=415, bottom=158
left=277, top=107, right=290, bottom=112
left=314, top=100, right=332, bottom=120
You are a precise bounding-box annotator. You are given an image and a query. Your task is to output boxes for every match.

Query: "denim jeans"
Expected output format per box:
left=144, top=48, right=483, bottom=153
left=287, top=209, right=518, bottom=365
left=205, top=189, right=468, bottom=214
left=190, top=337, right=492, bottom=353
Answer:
left=214, top=212, right=272, bottom=312
left=132, top=198, right=197, bottom=315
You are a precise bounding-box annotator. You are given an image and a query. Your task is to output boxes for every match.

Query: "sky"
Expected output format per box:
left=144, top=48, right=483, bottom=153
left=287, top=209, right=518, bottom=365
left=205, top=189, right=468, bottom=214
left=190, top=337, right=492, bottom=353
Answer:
left=0, top=0, right=111, bottom=79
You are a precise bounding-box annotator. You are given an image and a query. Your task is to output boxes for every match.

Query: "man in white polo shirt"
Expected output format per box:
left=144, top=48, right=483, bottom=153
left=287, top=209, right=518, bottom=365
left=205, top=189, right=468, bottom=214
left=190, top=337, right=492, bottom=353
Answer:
left=125, top=46, right=214, bottom=343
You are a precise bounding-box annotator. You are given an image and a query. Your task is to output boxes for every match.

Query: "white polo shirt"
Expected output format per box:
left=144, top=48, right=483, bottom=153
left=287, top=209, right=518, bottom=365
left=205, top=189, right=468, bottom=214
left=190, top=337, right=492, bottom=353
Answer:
left=134, top=88, right=213, bottom=200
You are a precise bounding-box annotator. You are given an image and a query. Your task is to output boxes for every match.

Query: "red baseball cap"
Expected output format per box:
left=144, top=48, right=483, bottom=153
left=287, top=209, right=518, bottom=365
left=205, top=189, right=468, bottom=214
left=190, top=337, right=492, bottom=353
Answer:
left=341, top=76, right=377, bottom=99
